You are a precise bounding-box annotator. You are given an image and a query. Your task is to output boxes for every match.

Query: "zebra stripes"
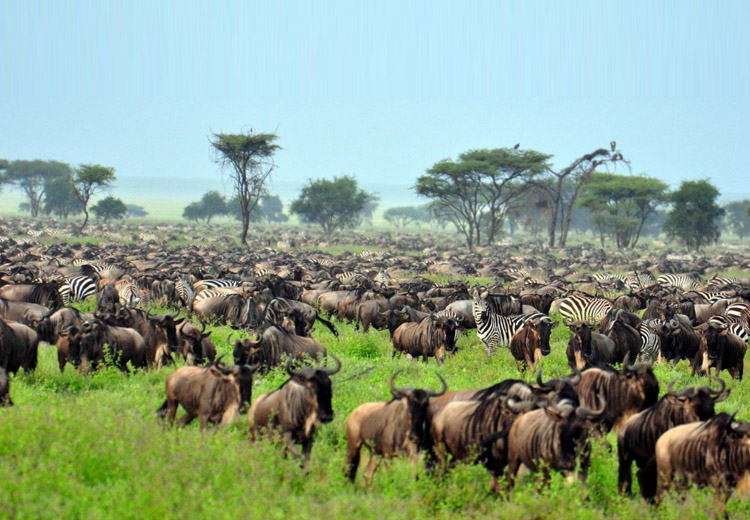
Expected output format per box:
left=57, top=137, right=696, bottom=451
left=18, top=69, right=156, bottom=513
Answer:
left=59, top=276, right=97, bottom=304
left=638, top=322, right=661, bottom=361
left=175, top=279, right=194, bottom=308
left=558, top=295, right=613, bottom=326
left=473, top=296, right=552, bottom=355
left=707, top=315, right=749, bottom=342
left=193, top=279, right=242, bottom=290
left=657, top=273, right=701, bottom=291
left=117, top=282, right=141, bottom=307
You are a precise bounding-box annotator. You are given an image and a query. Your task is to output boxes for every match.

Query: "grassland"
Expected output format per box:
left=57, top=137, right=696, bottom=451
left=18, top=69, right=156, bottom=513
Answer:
left=2, top=307, right=749, bottom=519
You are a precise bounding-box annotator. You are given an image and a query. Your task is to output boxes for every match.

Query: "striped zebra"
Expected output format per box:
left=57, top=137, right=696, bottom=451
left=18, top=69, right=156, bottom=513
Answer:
left=193, top=287, right=246, bottom=302
left=705, top=275, right=739, bottom=288
left=657, top=273, right=702, bottom=291
left=59, top=276, right=97, bottom=304
left=374, top=271, right=392, bottom=286
left=335, top=271, right=368, bottom=285
left=116, top=281, right=141, bottom=307
left=638, top=322, right=661, bottom=362
left=175, top=279, right=195, bottom=308
left=193, top=279, right=242, bottom=293
left=726, top=302, right=750, bottom=326
left=472, top=296, right=553, bottom=356
left=557, top=294, right=613, bottom=326
left=707, top=315, right=749, bottom=343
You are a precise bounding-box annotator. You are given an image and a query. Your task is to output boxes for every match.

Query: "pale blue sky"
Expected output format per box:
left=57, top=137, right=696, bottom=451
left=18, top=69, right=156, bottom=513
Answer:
left=1, top=1, right=748, bottom=205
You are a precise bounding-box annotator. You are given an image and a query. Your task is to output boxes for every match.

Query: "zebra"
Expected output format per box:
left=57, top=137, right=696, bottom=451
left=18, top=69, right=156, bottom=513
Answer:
left=117, top=282, right=141, bottom=307
left=705, top=275, right=739, bottom=288
left=638, top=321, right=661, bottom=362
left=726, top=302, right=750, bottom=326
left=557, top=294, right=613, bottom=326
left=472, top=296, right=553, bottom=356
left=335, top=271, right=368, bottom=285
left=374, top=271, right=392, bottom=286
left=193, top=279, right=241, bottom=290
left=707, top=315, right=749, bottom=343
left=657, top=273, right=702, bottom=291
left=59, top=276, right=97, bottom=305
left=193, top=287, right=245, bottom=302
left=175, top=279, right=195, bottom=309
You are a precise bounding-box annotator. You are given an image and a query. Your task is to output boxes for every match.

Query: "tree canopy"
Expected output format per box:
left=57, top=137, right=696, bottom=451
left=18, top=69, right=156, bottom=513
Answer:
left=5, top=160, right=73, bottom=217
left=291, top=176, right=378, bottom=233
left=415, top=147, right=551, bottom=249
left=73, top=164, right=116, bottom=232
left=383, top=205, right=431, bottom=228
left=724, top=200, right=750, bottom=239
left=43, top=173, right=83, bottom=219
left=210, top=131, right=280, bottom=244
left=92, top=196, right=127, bottom=221
left=664, top=179, right=724, bottom=250
left=577, top=173, right=667, bottom=248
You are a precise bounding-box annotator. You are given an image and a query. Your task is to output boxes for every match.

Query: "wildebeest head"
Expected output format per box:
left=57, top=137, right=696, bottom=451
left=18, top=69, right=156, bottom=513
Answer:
left=664, top=376, right=728, bottom=421
left=285, top=354, right=341, bottom=423
left=212, top=358, right=259, bottom=413
left=534, top=365, right=581, bottom=406
left=620, top=357, right=659, bottom=410
left=231, top=333, right=262, bottom=366
left=383, top=308, right=410, bottom=336
left=388, top=370, right=447, bottom=446
left=568, top=321, right=593, bottom=367
left=149, top=312, right=183, bottom=349
left=179, top=321, right=212, bottom=364
left=544, top=397, right=607, bottom=468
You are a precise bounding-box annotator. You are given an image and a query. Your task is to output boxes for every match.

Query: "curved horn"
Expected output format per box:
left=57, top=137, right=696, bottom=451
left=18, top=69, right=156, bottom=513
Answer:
left=575, top=397, right=607, bottom=419
left=388, top=369, right=408, bottom=398
left=709, top=375, right=726, bottom=399
left=566, top=368, right=582, bottom=386
left=666, top=378, right=679, bottom=395
left=167, top=312, right=179, bottom=319
left=621, top=352, right=632, bottom=373
left=199, top=320, right=207, bottom=334
left=426, top=373, right=448, bottom=397
left=226, top=332, right=234, bottom=345
left=535, top=364, right=546, bottom=388
left=504, top=396, right=534, bottom=414
left=321, top=353, right=341, bottom=375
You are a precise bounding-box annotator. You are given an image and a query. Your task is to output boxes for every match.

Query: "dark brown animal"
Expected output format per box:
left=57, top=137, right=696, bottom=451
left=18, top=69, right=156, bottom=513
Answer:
left=0, top=319, right=39, bottom=374
left=156, top=362, right=258, bottom=429
left=509, top=318, right=550, bottom=373
left=232, top=326, right=327, bottom=370
left=617, top=377, right=728, bottom=499
left=692, top=321, right=746, bottom=380
left=0, top=283, right=62, bottom=310
left=176, top=320, right=214, bottom=365
left=655, top=413, right=750, bottom=501
left=0, top=366, right=11, bottom=406
left=248, top=356, right=341, bottom=465
left=576, top=362, right=659, bottom=431
left=566, top=322, right=617, bottom=369
left=392, top=315, right=457, bottom=365
left=72, top=317, right=149, bottom=372
left=345, top=371, right=447, bottom=485
left=355, top=299, right=391, bottom=333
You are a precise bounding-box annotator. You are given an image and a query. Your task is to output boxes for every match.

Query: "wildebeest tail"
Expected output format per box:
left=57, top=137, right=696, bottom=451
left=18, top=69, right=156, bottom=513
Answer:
left=316, top=315, right=339, bottom=337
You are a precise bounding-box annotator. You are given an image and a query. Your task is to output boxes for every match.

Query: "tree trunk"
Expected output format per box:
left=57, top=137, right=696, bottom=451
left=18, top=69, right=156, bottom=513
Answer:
left=241, top=211, right=250, bottom=245
left=79, top=208, right=90, bottom=233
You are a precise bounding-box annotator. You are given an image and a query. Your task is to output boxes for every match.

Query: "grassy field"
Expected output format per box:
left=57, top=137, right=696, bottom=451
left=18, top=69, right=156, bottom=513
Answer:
left=1, top=308, right=749, bottom=519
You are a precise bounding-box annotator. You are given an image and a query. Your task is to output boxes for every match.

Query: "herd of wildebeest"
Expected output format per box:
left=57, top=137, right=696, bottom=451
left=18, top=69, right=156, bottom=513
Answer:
left=1, top=223, right=750, bottom=505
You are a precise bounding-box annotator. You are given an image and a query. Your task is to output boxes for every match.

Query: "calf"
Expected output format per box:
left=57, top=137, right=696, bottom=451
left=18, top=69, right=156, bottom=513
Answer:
left=509, top=318, right=550, bottom=373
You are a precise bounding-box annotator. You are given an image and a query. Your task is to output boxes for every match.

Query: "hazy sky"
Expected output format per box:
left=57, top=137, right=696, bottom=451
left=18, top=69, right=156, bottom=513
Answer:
left=1, top=1, right=748, bottom=204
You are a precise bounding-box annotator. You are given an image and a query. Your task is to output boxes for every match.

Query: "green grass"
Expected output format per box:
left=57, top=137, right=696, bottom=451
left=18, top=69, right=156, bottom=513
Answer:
left=2, top=314, right=749, bottom=519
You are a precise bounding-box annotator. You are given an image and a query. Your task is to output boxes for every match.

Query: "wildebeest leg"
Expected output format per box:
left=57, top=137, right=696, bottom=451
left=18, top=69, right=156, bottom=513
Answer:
left=283, top=432, right=302, bottom=460
left=617, top=446, right=633, bottom=495
left=636, top=458, right=658, bottom=501
left=345, top=443, right=361, bottom=483
left=505, top=458, right=520, bottom=496
left=57, top=351, right=67, bottom=372
left=363, top=454, right=380, bottom=487
left=301, top=438, right=314, bottom=468
left=178, top=411, right=196, bottom=427
left=515, top=360, right=524, bottom=373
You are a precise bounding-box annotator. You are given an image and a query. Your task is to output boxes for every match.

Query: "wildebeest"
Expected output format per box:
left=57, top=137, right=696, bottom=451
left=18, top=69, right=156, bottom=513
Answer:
left=248, top=355, right=341, bottom=465
left=0, top=366, right=11, bottom=406
left=0, top=298, right=51, bottom=324
left=175, top=320, right=215, bottom=365
left=0, top=282, right=62, bottom=310
left=354, top=299, right=391, bottom=333
left=0, top=319, right=39, bottom=374
left=345, top=371, right=447, bottom=485
left=566, top=321, right=617, bottom=369
left=392, top=315, right=457, bottom=365
left=692, top=320, right=746, bottom=380
left=655, top=412, right=750, bottom=501
left=661, top=315, right=701, bottom=363
left=509, top=318, right=551, bottom=373
left=232, top=325, right=327, bottom=370
left=96, top=283, right=121, bottom=315
left=617, top=377, right=728, bottom=499
left=505, top=398, right=607, bottom=492
left=156, top=361, right=258, bottom=429
left=576, top=361, right=659, bottom=431
left=193, top=293, right=253, bottom=328
left=72, top=317, right=149, bottom=372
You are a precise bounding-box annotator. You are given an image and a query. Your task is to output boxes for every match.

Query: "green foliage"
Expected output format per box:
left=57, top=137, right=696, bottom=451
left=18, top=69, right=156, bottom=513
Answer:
left=91, top=196, right=127, bottom=220
left=43, top=174, right=83, bottom=219
left=416, top=147, right=552, bottom=249
left=5, top=159, right=73, bottom=217
left=724, top=200, right=750, bottom=239
left=73, top=164, right=116, bottom=231
left=383, top=205, right=431, bottom=228
left=210, top=131, right=280, bottom=244
left=126, top=204, right=148, bottom=218
left=291, top=175, right=378, bottom=233
left=578, top=173, right=668, bottom=248
left=664, top=179, right=725, bottom=250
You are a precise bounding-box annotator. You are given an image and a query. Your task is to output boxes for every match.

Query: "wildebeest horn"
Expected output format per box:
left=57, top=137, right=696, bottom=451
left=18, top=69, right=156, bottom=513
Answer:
left=426, top=373, right=448, bottom=397
left=504, top=396, right=534, bottom=414
left=321, top=354, right=341, bottom=375
left=167, top=312, right=178, bottom=319
left=621, top=353, right=632, bottom=373
left=709, top=376, right=726, bottom=399
left=388, top=370, right=409, bottom=397
left=575, top=398, right=607, bottom=419
left=535, top=364, right=546, bottom=388
left=226, top=332, right=234, bottom=345
left=565, top=368, right=581, bottom=386
left=666, top=378, right=679, bottom=395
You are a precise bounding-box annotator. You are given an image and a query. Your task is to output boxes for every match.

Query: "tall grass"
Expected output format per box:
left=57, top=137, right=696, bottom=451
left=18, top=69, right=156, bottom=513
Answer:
left=1, top=317, right=748, bottom=519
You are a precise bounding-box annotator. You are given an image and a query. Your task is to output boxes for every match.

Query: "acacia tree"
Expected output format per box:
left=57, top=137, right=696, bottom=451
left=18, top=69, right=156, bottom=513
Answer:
left=577, top=173, right=667, bottom=248
left=92, top=196, right=127, bottom=220
left=210, top=131, right=280, bottom=245
left=6, top=160, right=72, bottom=217
left=724, top=200, right=750, bottom=239
left=73, top=164, right=116, bottom=232
left=415, top=147, right=550, bottom=249
left=43, top=174, right=83, bottom=219
left=540, top=145, right=629, bottom=247
left=664, top=179, right=724, bottom=250
left=291, top=175, right=377, bottom=233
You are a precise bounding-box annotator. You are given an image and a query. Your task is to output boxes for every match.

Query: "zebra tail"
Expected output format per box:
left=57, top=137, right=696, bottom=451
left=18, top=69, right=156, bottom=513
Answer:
left=316, top=315, right=339, bottom=337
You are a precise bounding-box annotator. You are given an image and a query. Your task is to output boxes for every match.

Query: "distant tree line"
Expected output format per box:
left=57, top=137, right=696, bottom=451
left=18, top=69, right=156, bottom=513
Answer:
left=182, top=191, right=288, bottom=224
